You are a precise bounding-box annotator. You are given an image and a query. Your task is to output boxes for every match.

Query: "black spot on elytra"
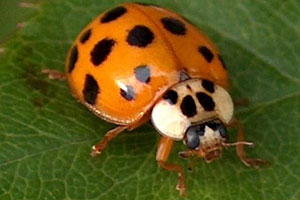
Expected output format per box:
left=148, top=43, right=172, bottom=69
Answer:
left=83, top=74, right=99, bottom=105
left=161, top=17, right=186, bottom=35
left=202, top=79, right=214, bottom=93
left=196, top=92, right=215, bottom=111
left=100, top=6, right=127, bottom=23
left=120, top=85, right=135, bottom=101
left=134, top=65, right=150, bottom=83
left=79, top=29, right=92, bottom=44
left=180, top=95, right=197, bottom=117
left=163, top=90, right=178, bottom=105
left=218, top=55, right=227, bottom=69
left=90, top=38, right=115, bottom=66
left=68, top=45, right=78, bottom=73
left=198, top=46, right=214, bottom=63
left=127, top=25, right=154, bottom=47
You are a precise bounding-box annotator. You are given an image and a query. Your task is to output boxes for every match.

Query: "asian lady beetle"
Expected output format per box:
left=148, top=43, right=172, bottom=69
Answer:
left=44, top=3, right=268, bottom=196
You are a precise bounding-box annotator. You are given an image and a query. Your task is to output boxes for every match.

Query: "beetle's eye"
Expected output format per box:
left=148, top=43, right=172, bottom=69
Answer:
left=206, top=119, right=227, bottom=139
left=185, top=131, right=199, bottom=149
left=218, top=123, right=227, bottom=139
left=185, top=125, right=204, bottom=149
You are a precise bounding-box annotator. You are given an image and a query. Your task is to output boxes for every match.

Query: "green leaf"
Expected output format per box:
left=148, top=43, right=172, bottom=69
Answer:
left=0, top=0, right=299, bottom=199
left=0, top=0, right=38, bottom=42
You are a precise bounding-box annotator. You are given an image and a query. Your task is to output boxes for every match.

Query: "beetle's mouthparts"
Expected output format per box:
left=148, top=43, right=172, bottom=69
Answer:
left=204, top=150, right=221, bottom=162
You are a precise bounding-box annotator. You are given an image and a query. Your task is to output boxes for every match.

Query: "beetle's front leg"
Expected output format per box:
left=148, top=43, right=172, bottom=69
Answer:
left=229, top=118, right=269, bottom=168
left=156, top=136, right=186, bottom=196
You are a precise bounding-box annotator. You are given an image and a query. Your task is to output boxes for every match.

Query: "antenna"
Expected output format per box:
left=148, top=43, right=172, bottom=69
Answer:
left=222, top=141, right=255, bottom=148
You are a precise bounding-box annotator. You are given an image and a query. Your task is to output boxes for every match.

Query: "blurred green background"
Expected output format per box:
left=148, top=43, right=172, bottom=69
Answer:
left=0, top=0, right=38, bottom=42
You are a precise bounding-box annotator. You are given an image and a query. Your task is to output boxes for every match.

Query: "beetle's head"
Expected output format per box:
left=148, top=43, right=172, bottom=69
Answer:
left=151, top=78, right=253, bottom=163
left=182, top=119, right=227, bottom=162
left=179, top=119, right=254, bottom=163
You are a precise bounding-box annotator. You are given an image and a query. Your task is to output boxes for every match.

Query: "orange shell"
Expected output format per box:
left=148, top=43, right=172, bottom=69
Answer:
left=65, top=3, right=228, bottom=125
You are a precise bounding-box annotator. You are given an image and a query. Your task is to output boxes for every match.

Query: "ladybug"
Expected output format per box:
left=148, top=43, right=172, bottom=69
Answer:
left=45, top=3, right=268, bottom=196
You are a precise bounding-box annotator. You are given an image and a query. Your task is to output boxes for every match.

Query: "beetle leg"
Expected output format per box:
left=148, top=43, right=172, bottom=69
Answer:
left=41, top=69, right=66, bottom=80
left=91, top=125, right=128, bottom=157
left=187, top=155, right=197, bottom=172
left=229, top=118, right=269, bottom=168
left=156, top=136, right=186, bottom=196
left=178, top=150, right=193, bottom=159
